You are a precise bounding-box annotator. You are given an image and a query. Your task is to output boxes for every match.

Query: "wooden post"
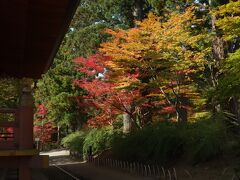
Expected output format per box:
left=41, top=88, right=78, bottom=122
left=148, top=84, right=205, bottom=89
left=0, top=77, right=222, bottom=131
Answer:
left=152, top=165, right=156, bottom=176
left=148, top=165, right=151, bottom=176
left=162, top=167, right=166, bottom=179
left=168, top=170, right=172, bottom=180
left=19, top=158, right=31, bottom=180
left=157, top=165, right=160, bottom=177
left=173, top=168, right=177, bottom=180
left=14, top=110, right=20, bottom=148
left=19, top=86, right=33, bottom=149
left=18, top=86, right=33, bottom=180
left=141, top=163, right=143, bottom=175
left=137, top=162, right=140, bottom=175
left=144, top=165, right=147, bottom=176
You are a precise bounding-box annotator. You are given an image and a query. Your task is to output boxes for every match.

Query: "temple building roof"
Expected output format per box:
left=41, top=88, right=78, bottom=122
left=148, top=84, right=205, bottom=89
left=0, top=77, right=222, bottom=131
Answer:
left=0, top=0, right=79, bottom=78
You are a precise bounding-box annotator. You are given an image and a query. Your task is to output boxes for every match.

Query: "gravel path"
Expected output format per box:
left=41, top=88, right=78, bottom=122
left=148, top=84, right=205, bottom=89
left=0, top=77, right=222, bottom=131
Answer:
left=41, top=150, right=153, bottom=180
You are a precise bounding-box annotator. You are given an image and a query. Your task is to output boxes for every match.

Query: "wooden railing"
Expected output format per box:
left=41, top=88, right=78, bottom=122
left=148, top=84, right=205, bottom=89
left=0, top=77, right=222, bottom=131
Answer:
left=0, top=132, right=14, bottom=140
left=70, top=151, right=178, bottom=179
left=88, top=156, right=179, bottom=180
left=0, top=108, right=19, bottom=149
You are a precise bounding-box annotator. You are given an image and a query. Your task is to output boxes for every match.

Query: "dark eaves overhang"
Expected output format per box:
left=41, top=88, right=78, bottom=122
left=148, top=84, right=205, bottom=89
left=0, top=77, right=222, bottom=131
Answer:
left=0, top=0, right=80, bottom=79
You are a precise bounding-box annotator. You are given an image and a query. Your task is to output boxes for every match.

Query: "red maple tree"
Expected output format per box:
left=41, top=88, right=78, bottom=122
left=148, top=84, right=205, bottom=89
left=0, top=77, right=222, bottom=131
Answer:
left=34, top=104, right=56, bottom=143
left=74, top=54, right=140, bottom=127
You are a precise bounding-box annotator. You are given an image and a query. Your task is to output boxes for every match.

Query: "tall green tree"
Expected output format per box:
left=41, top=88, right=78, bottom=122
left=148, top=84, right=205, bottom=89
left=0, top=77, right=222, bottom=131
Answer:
left=0, top=78, right=21, bottom=108
left=213, top=1, right=240, bottom=122
left=34, top=58, right=85, bottom=134
left=34, top=0, right=155, bottom=134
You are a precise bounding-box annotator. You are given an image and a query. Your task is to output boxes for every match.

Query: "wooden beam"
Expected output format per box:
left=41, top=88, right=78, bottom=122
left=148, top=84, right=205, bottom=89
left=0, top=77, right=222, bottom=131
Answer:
left=0, top=149, right=38, bottom=157
left=0, top=122, right=17, bottom=127
left=0, top=141, right=16, bottom=150
left=0, top=155, right=48, bottom=168
left=0, top=0, right=80, bottom=78
left=0, top=108, right=17, bottom=114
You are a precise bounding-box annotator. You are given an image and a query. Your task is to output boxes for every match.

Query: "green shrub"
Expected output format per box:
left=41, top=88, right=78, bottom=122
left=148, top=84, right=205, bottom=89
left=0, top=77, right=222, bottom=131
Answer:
left=61, top=126, right=118, bottom=157
left=62, top=116, right=232, bottom=164
left=83, top=127, right=115, bottom=157
left=61, top=131, right=86, bottom=153
left=186, top=119, right=228, bottom=163
left=112, top=119, right=230, bottom=164
left=112, top=121, right=185, bottom=163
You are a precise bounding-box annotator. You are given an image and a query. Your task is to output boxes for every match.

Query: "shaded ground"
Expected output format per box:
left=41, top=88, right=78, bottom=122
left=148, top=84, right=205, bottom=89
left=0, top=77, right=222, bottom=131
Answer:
left=40, top=150, right=240, bottom=180
left=42, top=150, right=153, bottom=180
left=61, top=163, right=154, bottom=180
left=168, top=159, right=239, bottom=180
left=59, top=158, right=238, bottom=180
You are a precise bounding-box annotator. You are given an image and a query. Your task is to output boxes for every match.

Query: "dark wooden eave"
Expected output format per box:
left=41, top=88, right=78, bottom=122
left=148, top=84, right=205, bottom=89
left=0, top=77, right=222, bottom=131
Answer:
left=0, top=0, right=79, bottom=79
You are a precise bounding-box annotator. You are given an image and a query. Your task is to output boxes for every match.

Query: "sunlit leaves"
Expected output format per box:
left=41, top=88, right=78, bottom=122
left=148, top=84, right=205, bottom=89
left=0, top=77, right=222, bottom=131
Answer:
left=217, top=49, right=240, bottom=99
left=74, top=54, right=140, bottom=127
left=214, top=1, right=240, bottom=40
left=99, top=7, right=209, bottom=121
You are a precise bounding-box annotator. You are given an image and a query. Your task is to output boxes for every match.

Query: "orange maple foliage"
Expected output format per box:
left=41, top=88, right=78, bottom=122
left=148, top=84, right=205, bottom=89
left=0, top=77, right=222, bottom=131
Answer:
left=100, top=7, right=210, bottom=122
left=74, top=54, right=141, bottom=127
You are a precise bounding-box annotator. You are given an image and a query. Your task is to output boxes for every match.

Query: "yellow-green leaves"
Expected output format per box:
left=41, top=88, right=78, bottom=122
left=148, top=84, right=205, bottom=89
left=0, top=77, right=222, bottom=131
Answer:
left=100, top=7, right=209, bottom=89
left=214, top=1, right=240, bottom=40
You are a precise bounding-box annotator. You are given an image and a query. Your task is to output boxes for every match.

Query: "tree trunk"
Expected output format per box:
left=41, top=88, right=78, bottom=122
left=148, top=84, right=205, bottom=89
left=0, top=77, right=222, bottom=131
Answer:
left=229, top=96, right=240, bottom=122
left=133, top=0, right=144, bottom=21
left=175, top=95, right=189, bottom=122
left=210, top=11, right=225, bottom=86
left=209, top=0, right=225, bottom=114
left=123, top=113, right=132, bottom=134
left=139, top=91, right=153, bottom=127
left=140, top=105, right=152, bottom=127
left=57, top=125, right=60, bottom=143
left=122, top=0, right=145, bottom=134
left=176, top=107, right=188, bottom=122
left=175, top=97, right=188, bottom=122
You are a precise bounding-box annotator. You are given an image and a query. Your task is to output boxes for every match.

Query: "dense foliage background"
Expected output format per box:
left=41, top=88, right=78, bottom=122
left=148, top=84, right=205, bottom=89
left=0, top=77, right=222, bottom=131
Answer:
left=1, top=0, right=240, bottom=165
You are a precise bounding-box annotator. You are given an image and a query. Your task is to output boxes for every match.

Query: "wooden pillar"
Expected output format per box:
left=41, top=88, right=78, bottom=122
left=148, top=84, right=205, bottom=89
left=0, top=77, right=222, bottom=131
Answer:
left=19, top=158, right=31, bottom=180
left=18, top=86, right=33, bottom=180
left=19, top=86, right=33, bottom=149
left=14, top=110, right=20, bottom=148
